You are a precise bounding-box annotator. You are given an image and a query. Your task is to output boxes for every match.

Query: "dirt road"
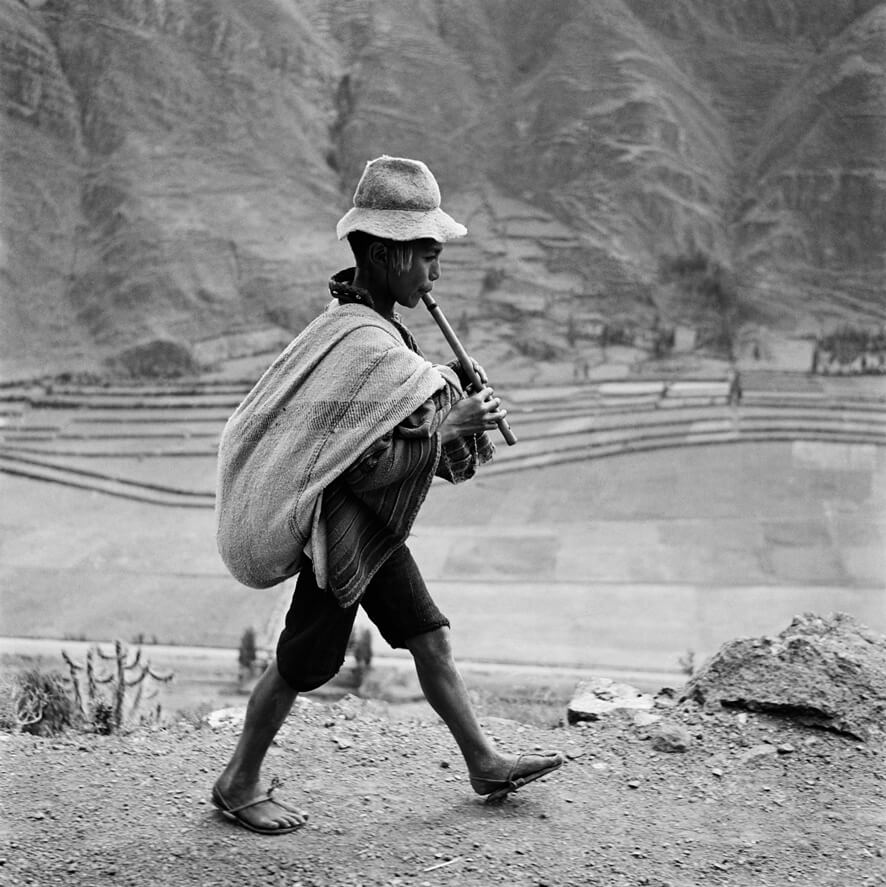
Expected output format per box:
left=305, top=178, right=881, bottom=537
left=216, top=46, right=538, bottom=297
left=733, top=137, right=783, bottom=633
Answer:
left=2, top=693, right=884, bottom=887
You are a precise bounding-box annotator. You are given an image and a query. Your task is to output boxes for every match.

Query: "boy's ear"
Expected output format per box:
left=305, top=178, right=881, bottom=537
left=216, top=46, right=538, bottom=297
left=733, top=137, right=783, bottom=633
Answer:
left=367, top=240, right=388, bottom=268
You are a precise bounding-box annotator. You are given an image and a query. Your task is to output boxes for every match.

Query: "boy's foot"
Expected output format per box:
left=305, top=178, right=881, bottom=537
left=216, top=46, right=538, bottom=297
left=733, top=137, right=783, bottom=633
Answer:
left=211, top=780, right=308, bottom=835
left=469, top=751, right=565, bottom=802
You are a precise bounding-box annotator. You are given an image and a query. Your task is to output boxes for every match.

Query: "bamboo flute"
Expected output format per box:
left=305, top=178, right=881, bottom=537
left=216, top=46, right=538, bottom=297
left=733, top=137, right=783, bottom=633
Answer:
left=421, top=292, right=518, bottom=446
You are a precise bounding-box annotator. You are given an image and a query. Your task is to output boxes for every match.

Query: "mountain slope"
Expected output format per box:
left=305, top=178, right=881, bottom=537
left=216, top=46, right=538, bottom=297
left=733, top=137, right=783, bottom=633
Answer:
left=737, top=4, right=886, bottom=329
left=0, top=0, right=883, bottom=378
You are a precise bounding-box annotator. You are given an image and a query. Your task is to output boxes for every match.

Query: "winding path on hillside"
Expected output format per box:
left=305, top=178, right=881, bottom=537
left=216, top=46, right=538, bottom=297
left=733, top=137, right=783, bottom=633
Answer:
left=0, top=371, right=884, bottom=505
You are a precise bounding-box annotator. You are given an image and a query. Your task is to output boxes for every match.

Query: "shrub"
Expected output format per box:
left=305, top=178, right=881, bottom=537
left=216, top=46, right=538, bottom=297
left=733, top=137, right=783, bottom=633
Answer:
left=106, top=338, right=199, bottom=379
left=0, top=674, right=19, bottom=731
left=481, top=267, right=506, bottom=293
left=238, top=627, right=257, bottom=672
left=90, top=699, right=116, bottom=736
left=678, top=649, right=696, bottom=676
left=13, top=668, right=78, bottom=736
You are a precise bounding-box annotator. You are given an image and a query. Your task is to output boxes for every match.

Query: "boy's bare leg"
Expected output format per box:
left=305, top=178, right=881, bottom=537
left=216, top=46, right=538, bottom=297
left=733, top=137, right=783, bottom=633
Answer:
left=406, top=627, right=563, bottom=787
left=213, top=661, right=307, bottom=829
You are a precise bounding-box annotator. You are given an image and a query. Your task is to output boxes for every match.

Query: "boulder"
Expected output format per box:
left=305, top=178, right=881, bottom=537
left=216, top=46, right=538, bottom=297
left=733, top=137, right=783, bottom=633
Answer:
left=567, top=677, right=654, bottom=724
left=681, top=612, right=886, bottom=741
left=650, top=721, right=692, bottom=753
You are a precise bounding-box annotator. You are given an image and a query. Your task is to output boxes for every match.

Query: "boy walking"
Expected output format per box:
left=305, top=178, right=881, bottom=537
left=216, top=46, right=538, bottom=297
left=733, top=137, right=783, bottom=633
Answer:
left=212, top=156, right=564, bottom=834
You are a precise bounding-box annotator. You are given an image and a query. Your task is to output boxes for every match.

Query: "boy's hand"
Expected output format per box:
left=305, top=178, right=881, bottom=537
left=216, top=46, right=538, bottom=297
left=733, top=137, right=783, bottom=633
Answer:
left=463, top=358, right=488, bottom=393
left=439, top=386, right=506, bottom=443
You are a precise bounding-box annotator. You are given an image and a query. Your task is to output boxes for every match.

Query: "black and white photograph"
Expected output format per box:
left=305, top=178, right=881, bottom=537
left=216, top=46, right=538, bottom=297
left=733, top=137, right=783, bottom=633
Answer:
left=1, top=2, right=885, bottom=885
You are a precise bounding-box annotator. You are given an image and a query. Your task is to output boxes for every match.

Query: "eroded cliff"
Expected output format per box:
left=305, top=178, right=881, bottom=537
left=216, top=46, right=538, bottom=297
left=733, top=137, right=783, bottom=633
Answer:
left=1, top=0, right=883, bottom=377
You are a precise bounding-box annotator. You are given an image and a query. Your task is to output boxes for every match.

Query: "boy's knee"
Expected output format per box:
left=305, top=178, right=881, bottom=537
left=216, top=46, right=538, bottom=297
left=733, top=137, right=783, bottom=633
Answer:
left=406, top=626, right=453, bottom=664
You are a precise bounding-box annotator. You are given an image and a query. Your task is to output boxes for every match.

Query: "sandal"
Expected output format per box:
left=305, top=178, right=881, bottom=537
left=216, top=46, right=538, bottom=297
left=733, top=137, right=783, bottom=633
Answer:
left=470, top=751, right=565, bottom=803
left=211, top=782, right=307, bottom=836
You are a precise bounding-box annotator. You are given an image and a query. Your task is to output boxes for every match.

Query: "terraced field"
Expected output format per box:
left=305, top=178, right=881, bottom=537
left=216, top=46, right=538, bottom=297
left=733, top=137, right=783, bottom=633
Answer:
left=1, top=371, right=884, bottom=505
left=1, top=370, right=883, bottom=680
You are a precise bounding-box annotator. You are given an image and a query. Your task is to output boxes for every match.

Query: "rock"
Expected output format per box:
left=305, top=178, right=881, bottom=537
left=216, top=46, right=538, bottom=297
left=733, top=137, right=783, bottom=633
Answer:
left=567, top=678, right=654, bottom=724
left=737, top=745, right=778, bottom=765
left=204, top=707, right=246, bottom=730
left=653, top=688, right=678, bottom=708
left=680, top=613, right=886, bottom=741
left=650, top=722, right=692, bottom=753
left=633, top=711, right=663, bottom=728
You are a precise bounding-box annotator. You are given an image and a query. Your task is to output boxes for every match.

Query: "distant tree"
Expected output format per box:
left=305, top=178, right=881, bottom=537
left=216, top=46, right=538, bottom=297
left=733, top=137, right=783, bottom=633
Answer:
left=653, top=326, right=674, bottom=358
left=238, top=627, right=257, bottom=673
left=817, top=324, right=886, bottom=374
left=481, top=267, right=506, bottom=293
left=348, top=626, right=373, bottom=671
left=659, top=251, right=742, bottom=359
left=566, top=314, right=578, bottom=348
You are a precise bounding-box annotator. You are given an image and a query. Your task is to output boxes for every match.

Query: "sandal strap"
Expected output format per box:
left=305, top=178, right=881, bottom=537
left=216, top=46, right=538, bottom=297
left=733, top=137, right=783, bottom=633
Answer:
left=223, top=792, right=273, bottom=815
left=506, top=752, right=562, bottom=784
left=504, top=753, right=528, bottom=787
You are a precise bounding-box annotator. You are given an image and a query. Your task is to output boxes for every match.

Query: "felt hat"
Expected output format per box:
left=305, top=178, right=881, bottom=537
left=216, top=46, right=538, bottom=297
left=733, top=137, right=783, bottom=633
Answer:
left=336, top=155, right=467, bottom=242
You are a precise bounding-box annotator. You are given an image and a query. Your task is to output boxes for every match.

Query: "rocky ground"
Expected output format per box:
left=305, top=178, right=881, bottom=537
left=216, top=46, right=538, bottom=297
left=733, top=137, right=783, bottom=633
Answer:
left=2, top=686, right=885, bottom=887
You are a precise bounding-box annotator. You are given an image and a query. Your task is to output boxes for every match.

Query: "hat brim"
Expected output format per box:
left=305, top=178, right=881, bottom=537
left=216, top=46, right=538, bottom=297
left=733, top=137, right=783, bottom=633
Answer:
left=336, top=207, right=467, bottom=242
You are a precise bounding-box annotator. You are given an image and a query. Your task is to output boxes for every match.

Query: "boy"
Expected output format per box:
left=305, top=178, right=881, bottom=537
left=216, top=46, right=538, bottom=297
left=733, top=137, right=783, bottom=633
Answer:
left=212, top=156, right=564, bottom=835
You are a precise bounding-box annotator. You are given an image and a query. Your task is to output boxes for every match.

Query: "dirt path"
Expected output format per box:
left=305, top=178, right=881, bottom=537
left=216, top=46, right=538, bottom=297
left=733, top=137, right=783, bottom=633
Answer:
left=2, top=693, right=884, bottom=887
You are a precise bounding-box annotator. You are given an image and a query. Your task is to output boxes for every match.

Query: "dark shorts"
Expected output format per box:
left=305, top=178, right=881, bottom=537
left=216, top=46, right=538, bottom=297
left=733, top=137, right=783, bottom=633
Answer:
left=275, top=544, right=450, bottom=692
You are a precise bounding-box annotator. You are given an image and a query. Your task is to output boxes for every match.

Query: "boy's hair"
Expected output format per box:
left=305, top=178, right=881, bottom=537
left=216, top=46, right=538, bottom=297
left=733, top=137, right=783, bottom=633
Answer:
left=346, top=231, right=414, bottom=275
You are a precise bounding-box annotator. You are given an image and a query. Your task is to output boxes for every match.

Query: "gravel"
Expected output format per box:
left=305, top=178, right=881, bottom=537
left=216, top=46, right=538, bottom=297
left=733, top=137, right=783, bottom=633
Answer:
left=1, top=694, right=885, bottom=886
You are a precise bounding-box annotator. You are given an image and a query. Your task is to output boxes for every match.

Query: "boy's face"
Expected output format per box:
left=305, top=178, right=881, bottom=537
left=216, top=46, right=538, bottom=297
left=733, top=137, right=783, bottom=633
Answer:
left=389, top=239, right=443, bottom=309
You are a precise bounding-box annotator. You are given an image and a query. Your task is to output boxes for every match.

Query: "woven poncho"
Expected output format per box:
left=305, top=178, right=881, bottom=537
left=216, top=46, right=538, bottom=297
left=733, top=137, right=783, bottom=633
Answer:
left=215, top=299, right=473, bottom=604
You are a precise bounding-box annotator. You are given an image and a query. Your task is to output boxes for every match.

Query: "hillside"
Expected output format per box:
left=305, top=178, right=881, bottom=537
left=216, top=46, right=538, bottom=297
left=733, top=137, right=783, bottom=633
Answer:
left=1, top=0, right=884, bottom=379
